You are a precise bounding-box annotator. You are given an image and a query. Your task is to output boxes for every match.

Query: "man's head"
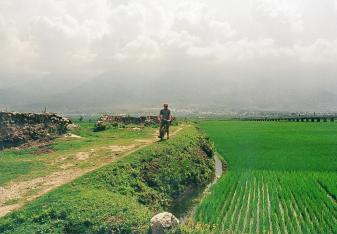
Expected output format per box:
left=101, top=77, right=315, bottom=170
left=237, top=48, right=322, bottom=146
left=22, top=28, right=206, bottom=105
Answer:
left=163, top=104, right=168, bottom=110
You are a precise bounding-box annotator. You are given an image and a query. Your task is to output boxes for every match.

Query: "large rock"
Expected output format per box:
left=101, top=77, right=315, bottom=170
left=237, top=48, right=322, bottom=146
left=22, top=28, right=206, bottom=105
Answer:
left=150, top=212, right=179, bottom=234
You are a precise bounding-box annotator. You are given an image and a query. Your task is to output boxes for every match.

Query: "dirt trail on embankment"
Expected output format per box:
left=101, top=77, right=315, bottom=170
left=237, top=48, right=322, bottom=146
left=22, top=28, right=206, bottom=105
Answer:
left=0, top=126, right=185, bottom=217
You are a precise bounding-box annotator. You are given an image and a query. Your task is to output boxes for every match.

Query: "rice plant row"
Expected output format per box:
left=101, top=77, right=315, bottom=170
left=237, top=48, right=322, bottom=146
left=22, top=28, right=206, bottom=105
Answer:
left=195, top=171, right=337, bottom=234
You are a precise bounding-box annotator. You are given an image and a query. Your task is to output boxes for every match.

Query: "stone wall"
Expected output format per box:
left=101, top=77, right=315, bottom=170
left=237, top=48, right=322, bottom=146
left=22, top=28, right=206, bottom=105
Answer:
left=0, top=112, right=71, bottom=149
left=99, top=115, right=159, bottom=125
left=94, top=115, right=160, bottom=131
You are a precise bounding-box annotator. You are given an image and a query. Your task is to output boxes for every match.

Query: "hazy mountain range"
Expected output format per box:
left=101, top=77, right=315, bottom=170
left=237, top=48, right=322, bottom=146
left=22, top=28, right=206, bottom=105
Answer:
left=2, top=69, right=337, bottom=114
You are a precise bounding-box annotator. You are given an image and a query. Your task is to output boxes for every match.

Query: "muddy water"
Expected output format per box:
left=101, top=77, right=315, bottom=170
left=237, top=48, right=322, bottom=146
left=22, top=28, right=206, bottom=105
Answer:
left=169, top=153, right=224, bottom=220
left=169, top=185, right=205, bottom=219
left=214, top=153, right=223, bottom=179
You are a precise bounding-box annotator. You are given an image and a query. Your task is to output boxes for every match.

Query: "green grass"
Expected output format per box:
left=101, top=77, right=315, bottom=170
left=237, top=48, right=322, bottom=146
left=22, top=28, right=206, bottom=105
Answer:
left=0, top=121, right=156, bottom=186
left=194, top=121, right=337, bottom=234
left=0, top=126, right=215, bottom=233
left=0, top=160, right=44, bottom=185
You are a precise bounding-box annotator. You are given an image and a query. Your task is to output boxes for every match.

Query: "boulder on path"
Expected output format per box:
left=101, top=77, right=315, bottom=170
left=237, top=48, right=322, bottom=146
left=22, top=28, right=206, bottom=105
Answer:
left=150, top=212, right=179, bottom=234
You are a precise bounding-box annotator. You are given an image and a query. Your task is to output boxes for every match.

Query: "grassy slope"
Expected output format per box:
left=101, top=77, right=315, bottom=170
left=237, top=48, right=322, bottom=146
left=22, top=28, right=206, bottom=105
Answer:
left=194, top=121, right=337, bottom=233
left=0, top=126, right=215, bottom=233
left=0, top=121, right=155, bottom=186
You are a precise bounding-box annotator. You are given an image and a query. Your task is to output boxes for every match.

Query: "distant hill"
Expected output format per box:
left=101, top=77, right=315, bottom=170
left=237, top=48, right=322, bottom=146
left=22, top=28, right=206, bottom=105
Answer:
left=2, top=70, right=337, bottom=113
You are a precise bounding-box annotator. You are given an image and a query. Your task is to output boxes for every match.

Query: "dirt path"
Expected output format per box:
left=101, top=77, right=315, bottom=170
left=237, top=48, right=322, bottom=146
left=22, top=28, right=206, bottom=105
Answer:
left=0, top=126, right=185, bottom=217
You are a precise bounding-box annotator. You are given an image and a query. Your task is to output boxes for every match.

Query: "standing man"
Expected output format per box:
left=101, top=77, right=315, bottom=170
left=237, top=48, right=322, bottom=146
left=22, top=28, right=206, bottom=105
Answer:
left=158, top=104, right=172, bottom=140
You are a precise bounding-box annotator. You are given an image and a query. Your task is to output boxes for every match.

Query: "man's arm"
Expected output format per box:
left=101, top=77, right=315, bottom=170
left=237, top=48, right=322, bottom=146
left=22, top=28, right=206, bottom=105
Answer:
left=158, top=110, right=163, bottom=122
left=168, top=110, right=172, bottom=121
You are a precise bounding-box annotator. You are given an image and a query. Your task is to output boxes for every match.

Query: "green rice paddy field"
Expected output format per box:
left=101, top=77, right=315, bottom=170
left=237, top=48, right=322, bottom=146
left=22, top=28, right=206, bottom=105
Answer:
left=195, top=121, right=337, bottom=234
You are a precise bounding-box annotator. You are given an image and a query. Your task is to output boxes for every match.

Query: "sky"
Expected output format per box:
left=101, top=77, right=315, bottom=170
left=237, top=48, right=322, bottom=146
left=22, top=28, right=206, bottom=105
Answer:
left=1, top=0, right=337, bottom=113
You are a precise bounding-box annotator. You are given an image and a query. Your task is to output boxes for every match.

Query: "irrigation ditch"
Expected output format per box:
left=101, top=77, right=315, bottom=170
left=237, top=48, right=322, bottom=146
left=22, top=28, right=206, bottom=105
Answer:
left=170, top=152, right=225, bottom=222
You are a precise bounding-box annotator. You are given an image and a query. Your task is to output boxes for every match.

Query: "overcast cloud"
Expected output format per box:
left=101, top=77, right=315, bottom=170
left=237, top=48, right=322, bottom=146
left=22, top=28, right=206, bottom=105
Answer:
left=1, top=0, right=337, bottom=112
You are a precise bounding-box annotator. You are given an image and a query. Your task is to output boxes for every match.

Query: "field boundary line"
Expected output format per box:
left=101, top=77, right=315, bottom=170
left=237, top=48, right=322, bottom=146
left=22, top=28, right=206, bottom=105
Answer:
left=316, top=180, right=337, bottom=206
left=249, top=177, right=257, bottom=234
left=242, top=180, right=252, bottom=232
left=278, top=202, right=289, bottom=234
left=256, top=180, right=261, bottom=234
left=289, top=201, right=302, bottom=233
left=223, top=180, right=239, bottom=225
left=234, top=180, right=248, bottom=233
left=266, top=184, right=273, bottom=234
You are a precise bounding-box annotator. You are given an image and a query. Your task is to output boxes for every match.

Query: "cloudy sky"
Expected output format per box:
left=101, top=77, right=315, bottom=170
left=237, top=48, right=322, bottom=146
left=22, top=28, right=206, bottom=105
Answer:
left=1, top=0, right=337, bottom=112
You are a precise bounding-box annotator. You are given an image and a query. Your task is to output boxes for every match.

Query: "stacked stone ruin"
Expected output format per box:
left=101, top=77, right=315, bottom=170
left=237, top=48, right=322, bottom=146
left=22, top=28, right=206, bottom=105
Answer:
left=94, top=115, right=160, bottom=131
left=99, top=115, right=159, bottom=125
left=0, top=112, right=71, bottom=149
